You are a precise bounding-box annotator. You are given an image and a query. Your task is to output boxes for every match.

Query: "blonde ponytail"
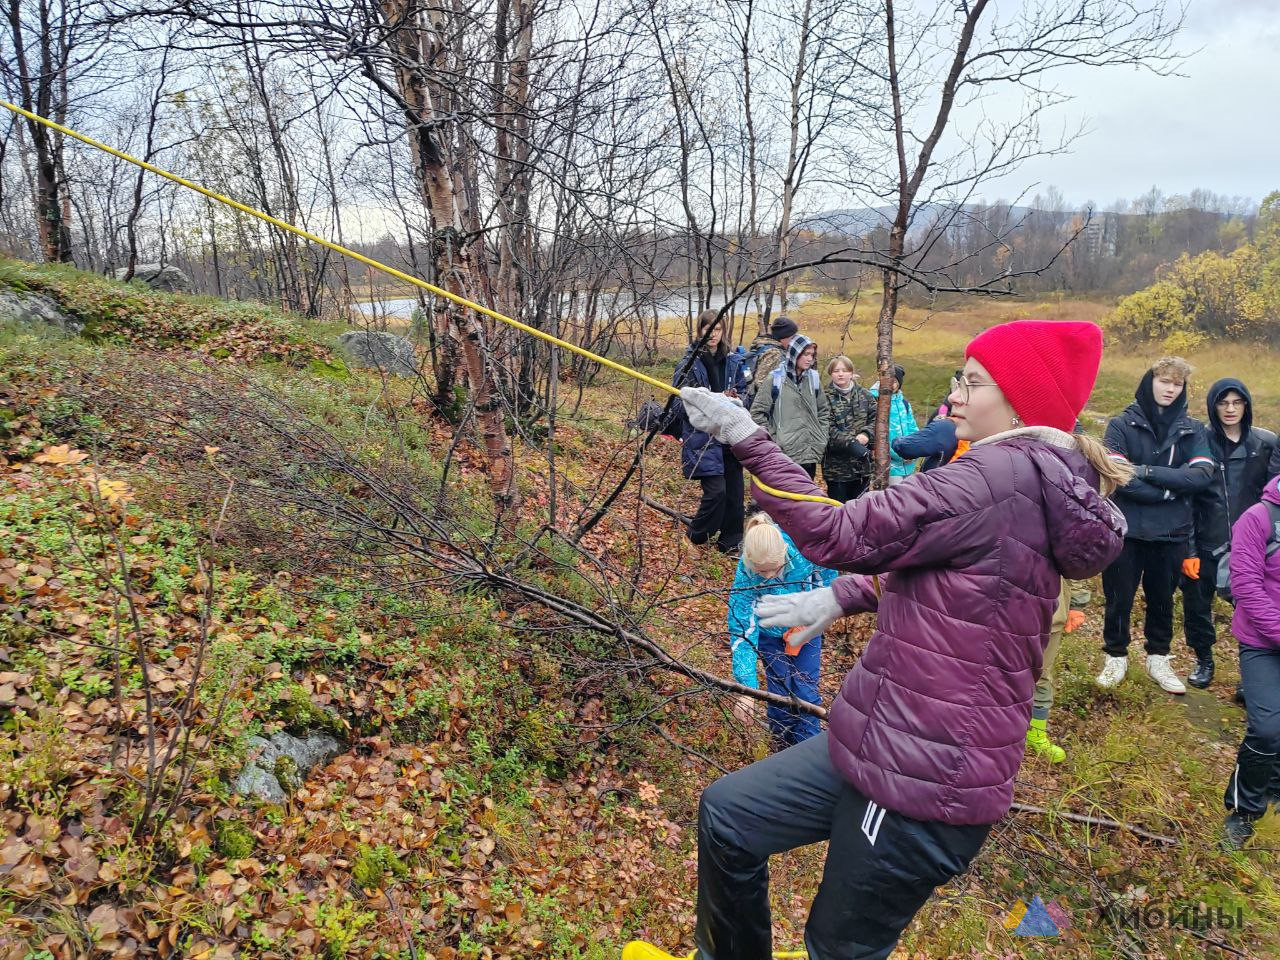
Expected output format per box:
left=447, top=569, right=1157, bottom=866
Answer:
left=1075, top=432, right=1134, bottom=498
left=742, top=513, right=788, bottom=575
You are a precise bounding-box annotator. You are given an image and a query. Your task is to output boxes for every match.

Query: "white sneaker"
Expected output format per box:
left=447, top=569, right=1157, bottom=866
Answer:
left=1096, top=655, right=1128, bottom=689
left=1146, top=654, right=1186, bottom=695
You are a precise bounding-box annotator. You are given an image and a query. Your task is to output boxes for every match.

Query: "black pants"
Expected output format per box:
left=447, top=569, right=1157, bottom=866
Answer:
left=1102, top=538, right=1184, bottom=657
left=689, top=452, right=744, bottom=550
left=1180, top=549, right=1221, bottom=656
left=826, top=477, right=868, bottom=503
left=1224, top=645, right=1280, bottom=818
left=696, top=732, right=991, bottom=960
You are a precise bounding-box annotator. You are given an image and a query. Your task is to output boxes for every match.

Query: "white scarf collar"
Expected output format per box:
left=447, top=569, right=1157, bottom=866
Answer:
left=972, top=424, right=1078, bottom=450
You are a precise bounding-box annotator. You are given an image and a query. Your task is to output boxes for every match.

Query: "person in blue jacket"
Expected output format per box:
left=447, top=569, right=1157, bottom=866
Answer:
left=727, top=512, right=837, bottom=748
left=674, top=308, right=750, bottom=554
left=868, top=364, right=920, bottom=484
left=892, top=416, right=959, bottom=473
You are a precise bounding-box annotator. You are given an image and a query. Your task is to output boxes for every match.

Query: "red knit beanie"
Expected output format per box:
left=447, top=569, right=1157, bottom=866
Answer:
left=964, top=320, right=1103, bottom=433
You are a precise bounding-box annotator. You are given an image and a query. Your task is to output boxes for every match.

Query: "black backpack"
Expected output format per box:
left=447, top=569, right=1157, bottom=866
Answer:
left=654, top=395, right=686, bottom=439
left=1215, top=501, right=1280, bottom=602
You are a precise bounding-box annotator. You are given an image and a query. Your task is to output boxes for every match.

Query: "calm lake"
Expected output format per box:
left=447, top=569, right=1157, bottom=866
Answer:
left=356, top=288, right=818, bottom=320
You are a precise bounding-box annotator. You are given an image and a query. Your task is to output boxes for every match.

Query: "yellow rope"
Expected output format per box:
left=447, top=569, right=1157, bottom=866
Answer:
left=0, top=99, right=840, bottom=507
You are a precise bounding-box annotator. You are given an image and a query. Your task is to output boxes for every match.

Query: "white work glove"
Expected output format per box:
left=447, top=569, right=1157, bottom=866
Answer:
left=679, top=386, right=759, bottom=446
left=755, top=586, right=843, bottom=646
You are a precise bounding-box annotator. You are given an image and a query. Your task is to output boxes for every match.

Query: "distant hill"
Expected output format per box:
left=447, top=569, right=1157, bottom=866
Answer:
left=796, top=202, right=1042, bottom=238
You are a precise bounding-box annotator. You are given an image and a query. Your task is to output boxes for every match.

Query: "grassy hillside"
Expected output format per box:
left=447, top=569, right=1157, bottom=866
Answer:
left=1, top=260, right=1278, bottom=959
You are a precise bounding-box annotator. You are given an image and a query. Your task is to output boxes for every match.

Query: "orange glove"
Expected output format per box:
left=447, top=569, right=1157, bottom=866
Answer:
left=784, top=627, right=807, bottom=656
left=1182, top=557, right=1201, bottom=580
left=1065, top=610, right=1086, bottom=634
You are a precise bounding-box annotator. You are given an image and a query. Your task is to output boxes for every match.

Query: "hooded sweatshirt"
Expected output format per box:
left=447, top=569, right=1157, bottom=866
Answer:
left=1191, top=379, right=1278, bottom=555
left=1135, top=370, right=1182, bottom=445
left=868, top=364, right=919, bottom=477
left=1229, top=475, right=1280, bottom=651
left=1105, top=371, right=1214, bottom=542
left=732, top=423, right=1126, bottom=824
left=749, top=334, right=830, bottom=465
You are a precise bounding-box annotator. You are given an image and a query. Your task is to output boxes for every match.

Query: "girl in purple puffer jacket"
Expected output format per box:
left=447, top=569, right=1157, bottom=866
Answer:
left=1221, top=474, right=1280, bottom=848
left=627, top=321, right=1131, bottom=960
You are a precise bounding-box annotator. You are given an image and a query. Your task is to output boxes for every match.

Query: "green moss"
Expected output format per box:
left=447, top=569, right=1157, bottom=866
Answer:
left=0, top=259, right=31, bottom=292
left=351, top=843, right=408, bottom=890
left=271, top=686, right=346, bottom=739
left=214, top=818, right=256, bottom=860
left=307, top=357, right=349, bottom=380
left=273, top=755, right=301, bottom=793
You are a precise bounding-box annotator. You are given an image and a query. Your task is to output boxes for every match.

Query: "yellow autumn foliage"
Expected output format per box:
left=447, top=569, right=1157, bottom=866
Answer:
left=1110, top=190, right=1280, bottom=344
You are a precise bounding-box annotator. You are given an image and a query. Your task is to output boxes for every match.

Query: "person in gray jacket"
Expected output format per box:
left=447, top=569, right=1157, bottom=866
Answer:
left=750, top=335, right=830, bottom=478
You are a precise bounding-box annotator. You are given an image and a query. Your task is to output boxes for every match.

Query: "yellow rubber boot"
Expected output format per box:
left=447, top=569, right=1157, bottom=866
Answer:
left=1025, top=718, right=1066, bottom=763
left=621, top=943, right=695, bottom=960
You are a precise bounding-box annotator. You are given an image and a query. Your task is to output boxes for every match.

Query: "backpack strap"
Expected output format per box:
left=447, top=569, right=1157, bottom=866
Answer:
left=770, top=365, right=785, bottom=403
left=1265, top=501, right=1280, bottom=556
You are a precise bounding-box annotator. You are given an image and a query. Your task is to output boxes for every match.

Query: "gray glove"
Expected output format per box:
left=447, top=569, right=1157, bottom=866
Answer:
left=679, top=386, right=759, bottom=446
left=755, top=586, right=843, bottom=646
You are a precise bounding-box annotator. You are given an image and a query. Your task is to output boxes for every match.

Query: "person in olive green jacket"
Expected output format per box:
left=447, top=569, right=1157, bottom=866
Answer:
left=750, top=335, right=830, bottom=478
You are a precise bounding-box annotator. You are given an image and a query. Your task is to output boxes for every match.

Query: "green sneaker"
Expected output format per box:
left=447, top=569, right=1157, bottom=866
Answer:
left=1025, top=718, right=1066, bottom=763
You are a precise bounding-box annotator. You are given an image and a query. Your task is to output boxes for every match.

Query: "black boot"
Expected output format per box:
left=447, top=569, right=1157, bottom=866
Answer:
left=1222, top=812, right=1256, bottom=851
left=1187, top=652, right=1215, bottom=689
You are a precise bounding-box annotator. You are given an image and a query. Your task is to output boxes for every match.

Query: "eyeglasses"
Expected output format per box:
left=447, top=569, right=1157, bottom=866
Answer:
left=954, top=377, right=999, bottom=402
left=1216, top=398, right=1246, bottom=410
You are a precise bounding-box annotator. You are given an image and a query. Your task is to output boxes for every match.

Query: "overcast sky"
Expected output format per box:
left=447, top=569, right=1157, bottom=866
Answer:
left=976, top=0, right=1278, bottom=209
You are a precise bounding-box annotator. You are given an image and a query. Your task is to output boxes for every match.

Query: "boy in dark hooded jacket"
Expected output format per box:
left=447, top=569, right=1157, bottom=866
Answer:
left=1180, top=379, right=1278, bottom=688
left=1100, top=357, right=1214, bottom=695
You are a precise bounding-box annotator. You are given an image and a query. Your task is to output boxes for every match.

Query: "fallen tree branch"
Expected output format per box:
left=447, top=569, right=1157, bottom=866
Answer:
left=483, top=569, right=829, bottom=717
left=649, top=720, right=731, bottom=775
left=641, top=494, right=691, bottom=525
left=1008, top=801, right=1178, bottom=845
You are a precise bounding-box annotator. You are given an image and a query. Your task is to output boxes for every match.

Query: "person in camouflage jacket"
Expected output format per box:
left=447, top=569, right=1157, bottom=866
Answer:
left=743, top=315, right=798, bottom=407
left=823, top=355, right=876, bottom=501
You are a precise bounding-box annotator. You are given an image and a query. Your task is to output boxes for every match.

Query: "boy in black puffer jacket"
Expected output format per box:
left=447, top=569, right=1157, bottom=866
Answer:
left=1100, top=357, right=1214, bottom=695
left=1180, top=378, right=1278, bottom=689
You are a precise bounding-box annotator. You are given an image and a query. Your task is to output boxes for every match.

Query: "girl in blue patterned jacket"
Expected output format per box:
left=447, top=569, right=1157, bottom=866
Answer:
left=868, top=363, right=920, bottom=484
left=728, top=513, right=837, bottom=747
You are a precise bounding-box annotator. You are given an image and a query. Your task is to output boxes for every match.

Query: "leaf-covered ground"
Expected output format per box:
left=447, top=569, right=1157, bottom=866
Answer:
left=1, top=262, right=1278, bottom=960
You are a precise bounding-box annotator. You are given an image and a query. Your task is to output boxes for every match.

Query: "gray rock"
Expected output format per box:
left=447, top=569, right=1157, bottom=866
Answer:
left=231, top=760, right=288, bottom=805
left=0, top=288, right=83, bottom=334
left=336, top=330, right=418, bottom=377
left=231, top=730, right=343, bottom=804
left=112, top=263, right=191, bottom=293
left=283, top=730, right=343, bottom=770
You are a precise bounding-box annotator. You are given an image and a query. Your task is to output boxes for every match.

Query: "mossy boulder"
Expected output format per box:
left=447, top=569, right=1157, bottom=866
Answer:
left=231, top=730, right=343, bottom=804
